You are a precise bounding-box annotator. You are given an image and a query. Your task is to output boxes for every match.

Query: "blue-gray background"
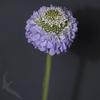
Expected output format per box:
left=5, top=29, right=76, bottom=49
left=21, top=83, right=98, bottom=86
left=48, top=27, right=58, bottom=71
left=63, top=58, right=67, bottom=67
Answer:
left=0, top=0, right=100, bottom=100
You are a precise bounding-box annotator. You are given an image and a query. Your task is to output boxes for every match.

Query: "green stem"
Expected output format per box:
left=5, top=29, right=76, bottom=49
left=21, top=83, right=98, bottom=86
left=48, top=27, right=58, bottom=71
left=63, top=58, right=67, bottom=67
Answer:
left=42, top=54, right=52, bottom=100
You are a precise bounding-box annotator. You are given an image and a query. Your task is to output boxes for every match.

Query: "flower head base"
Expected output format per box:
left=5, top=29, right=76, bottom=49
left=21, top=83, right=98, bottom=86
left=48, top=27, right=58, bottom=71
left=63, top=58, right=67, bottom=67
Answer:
left=25, top=5, right=78, bottom=56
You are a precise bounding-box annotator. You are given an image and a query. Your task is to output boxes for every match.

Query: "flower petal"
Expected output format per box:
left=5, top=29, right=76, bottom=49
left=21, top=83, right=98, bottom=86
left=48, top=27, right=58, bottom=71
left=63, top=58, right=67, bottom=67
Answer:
left=49, top=48, right=55, bottom=56
left=47, top=41, right=53, bottom=48
left=40, top=40, right=47, bottom=47
left=32, top=34, right=40, bottom=41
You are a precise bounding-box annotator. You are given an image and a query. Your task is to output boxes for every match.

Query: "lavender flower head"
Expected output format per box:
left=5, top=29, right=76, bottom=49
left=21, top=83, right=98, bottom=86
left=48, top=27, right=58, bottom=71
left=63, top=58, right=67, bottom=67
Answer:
left=25, top=5, right=78, bottom=56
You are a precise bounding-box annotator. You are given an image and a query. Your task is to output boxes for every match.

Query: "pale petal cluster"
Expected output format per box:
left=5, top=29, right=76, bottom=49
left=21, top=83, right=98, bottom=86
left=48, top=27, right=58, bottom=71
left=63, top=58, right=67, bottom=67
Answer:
left=25, top=5, right=78, bottom=56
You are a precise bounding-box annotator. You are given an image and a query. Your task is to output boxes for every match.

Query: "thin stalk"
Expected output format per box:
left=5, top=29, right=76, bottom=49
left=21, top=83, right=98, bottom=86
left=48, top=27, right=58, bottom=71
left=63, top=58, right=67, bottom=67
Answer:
left=42, top=54, right=52, bottom=100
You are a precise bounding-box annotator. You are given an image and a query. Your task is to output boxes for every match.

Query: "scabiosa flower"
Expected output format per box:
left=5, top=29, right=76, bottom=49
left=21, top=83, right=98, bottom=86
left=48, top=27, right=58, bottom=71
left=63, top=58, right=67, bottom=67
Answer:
left=25, top=5, right=78, bottom=56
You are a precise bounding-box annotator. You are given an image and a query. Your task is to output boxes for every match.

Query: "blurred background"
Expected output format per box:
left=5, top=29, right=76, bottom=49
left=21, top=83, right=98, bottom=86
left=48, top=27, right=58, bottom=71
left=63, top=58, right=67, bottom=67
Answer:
left=0, top=0, right=100, bottom=100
